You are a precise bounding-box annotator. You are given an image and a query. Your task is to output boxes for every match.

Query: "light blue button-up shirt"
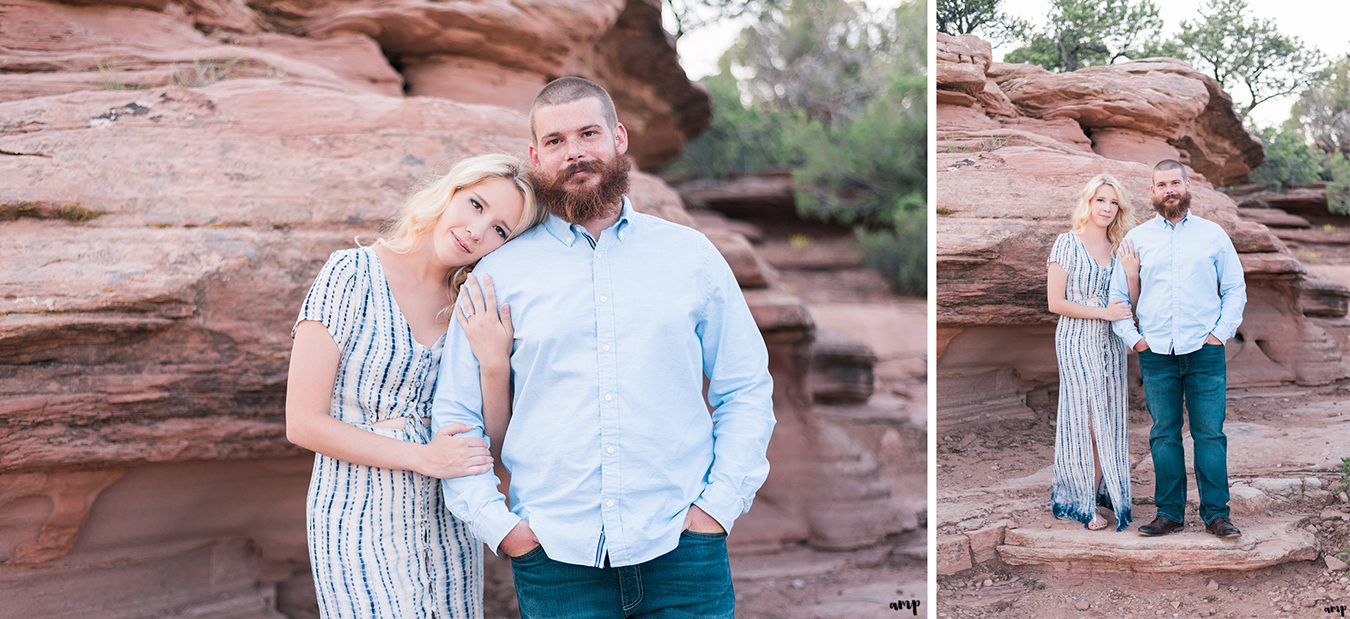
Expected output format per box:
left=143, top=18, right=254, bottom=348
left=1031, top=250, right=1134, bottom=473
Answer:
left=431, top=198, right=775, bottom=568
left=1109, top=211, right=1246, bottom=355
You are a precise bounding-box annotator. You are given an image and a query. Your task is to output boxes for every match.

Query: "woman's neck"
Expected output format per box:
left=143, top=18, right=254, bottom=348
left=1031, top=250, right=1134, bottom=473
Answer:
left=381, top=239, right=451, bottom=287
left=1079, top=223, right=1109, bottom=243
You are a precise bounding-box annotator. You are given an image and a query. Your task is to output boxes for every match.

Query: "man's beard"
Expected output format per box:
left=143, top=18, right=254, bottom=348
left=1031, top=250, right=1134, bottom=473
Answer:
left=532, top=155, right=632, bottom=224
left=1152, top=190, right=1191, bottom=220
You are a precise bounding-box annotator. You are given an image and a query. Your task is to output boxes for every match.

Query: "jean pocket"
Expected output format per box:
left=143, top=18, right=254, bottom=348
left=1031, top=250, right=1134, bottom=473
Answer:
left=680, top=529, right=728, bottom=541
left=509, top=545, right=546, bottom=563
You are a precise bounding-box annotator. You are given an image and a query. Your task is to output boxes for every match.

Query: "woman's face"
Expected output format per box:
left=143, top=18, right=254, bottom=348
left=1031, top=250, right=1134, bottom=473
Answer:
left=430, top=177, right=526, bottom=268
left=1089, top=184, right=1121, bottom=230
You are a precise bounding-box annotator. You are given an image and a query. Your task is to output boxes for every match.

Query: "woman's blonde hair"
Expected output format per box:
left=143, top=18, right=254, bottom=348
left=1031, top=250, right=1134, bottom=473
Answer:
left=1071, top=173, right=1134, bottom=251
left=374, top=153, right=543, bottom=303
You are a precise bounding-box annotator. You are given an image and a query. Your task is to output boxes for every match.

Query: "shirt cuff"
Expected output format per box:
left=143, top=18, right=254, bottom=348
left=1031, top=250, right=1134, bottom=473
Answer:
left=695, top=482, right=746, bottom=534
left=471, top=501, right=522, bottom=556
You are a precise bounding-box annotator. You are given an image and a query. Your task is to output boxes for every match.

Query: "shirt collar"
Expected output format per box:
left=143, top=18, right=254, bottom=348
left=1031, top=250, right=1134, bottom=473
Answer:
left=542, top=196, right=634, bottom=246
left=1153, top=210, right=1192, bottom=230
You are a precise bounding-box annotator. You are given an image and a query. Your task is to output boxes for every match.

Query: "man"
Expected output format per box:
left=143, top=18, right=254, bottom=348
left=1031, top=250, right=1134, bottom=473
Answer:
left=1109, top=159, right=1246, bottom=539
left=431, top=76, right=775, bottom=617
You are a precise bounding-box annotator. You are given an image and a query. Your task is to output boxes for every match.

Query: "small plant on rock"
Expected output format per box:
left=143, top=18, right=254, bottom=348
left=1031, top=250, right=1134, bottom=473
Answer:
left=1334, top=456, right=1350, bottom=494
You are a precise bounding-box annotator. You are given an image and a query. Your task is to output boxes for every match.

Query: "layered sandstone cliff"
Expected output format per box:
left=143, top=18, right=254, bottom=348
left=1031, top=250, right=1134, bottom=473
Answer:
left=936, top=33, right=1350, bottom=427
left=0, top=2, right=901, bottom=616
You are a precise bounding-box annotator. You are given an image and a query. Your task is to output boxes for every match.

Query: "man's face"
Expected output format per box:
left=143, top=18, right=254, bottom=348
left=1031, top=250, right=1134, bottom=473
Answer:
left=529, top=97, right=628, bottom=187
left=1150, top=167, right=1191, bottom=219
left=528, top=97, right=632, bottom=223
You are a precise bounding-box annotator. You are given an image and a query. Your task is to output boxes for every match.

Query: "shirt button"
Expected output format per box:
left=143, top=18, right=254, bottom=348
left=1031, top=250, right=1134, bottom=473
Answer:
left=605, top=500, right=615, bottom=508
left=604, top=393, right=614, bottom=402
left=606, top=446, right=616, bottom=454
left=599, top=295, right=608, bottom=303
left=595, top=252, right=603, bottom=259
left=602, top=344, right=611, bottom=352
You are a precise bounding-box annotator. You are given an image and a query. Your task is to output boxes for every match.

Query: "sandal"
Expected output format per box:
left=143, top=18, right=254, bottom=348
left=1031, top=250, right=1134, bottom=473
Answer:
left=1087, top=509, right=1109, bottom=531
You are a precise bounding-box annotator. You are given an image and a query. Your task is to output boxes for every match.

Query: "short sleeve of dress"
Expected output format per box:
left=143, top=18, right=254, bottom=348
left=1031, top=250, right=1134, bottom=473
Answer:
left=292, top=250, right=363, bottom=349
left=1047, top=232, right=1074, bottom=269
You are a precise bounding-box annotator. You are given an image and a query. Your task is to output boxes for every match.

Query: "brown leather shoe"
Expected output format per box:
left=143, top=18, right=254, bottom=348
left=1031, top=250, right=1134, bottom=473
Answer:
left=1138, top=515, right=1183, bottom=536
left=1205, top=517, right=1241, bottom=539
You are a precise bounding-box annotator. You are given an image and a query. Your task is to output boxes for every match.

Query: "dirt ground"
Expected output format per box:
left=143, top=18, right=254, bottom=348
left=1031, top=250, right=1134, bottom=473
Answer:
left=937, top=381, right=1350, bottom=618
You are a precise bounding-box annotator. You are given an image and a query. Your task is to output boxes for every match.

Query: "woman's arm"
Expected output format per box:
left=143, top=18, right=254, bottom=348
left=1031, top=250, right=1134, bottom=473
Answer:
left=1047, top=262, right=1128, bottom=320
left=285, top=321, right=491, bottom=477
left=457, top=275, right=515, bottom=464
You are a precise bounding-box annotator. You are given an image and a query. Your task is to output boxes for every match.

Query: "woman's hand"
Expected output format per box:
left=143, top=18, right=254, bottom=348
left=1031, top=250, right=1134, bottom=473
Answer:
left=1118, top=240, right=1140, bottom=279
left=1100, top=301, right=1132, bottom=321
left=416, top=423, right=492, bottom=478
left=456, top=275, right=513, bottom=373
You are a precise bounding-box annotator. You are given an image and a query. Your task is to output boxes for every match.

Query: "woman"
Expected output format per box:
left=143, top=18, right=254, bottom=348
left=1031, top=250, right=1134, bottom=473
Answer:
left=1046, top=173, right=1137, bottom=532
left=285, top=153, right=544, bottom=618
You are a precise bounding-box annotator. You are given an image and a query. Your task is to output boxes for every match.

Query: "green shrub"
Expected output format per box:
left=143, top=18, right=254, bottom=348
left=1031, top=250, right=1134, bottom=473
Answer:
left=857, top=210, right=927, bottom=296
left=1249, top=126, right=1324, bottom=190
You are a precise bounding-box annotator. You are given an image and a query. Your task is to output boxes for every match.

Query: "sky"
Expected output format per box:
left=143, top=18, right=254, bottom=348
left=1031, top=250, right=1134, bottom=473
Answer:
left=995, top=0, right=1350, bottom=128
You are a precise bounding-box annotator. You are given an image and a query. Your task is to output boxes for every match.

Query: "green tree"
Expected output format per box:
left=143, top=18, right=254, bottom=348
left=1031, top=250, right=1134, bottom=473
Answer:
left=724, top=0, right=889, bottom=123
left=658, top=68, right=803, bottom=181
left=1287, top=55, right=1350, bottom=157
left=936, top=0, right=1024, bottom=48
left=936, top=0, right=999, bottom=35
left=662, top=0, right=927, bottom=294
left=791, top=1, right=928, bottom=294
left=663, top=0, right=776, bottom=39
left=1004, top=0, right=1165, bottom=72
left=1327, top=153, right=1350, bottom=216
left=1248, top=126, right=1324, bottom=190
left=1177, top=0, right=1327, bottom=118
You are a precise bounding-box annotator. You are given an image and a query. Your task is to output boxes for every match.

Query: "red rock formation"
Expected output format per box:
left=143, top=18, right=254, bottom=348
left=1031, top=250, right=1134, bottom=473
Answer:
left=936, top=33, right=1348, bottom=428
left=0, top=2, right=837, bottom=616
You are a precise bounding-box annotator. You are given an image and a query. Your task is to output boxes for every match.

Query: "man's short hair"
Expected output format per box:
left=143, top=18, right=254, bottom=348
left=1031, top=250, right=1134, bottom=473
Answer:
left=529, top=76, right=618, bottom=143
left=1152, top=159, right=1189, bottom=182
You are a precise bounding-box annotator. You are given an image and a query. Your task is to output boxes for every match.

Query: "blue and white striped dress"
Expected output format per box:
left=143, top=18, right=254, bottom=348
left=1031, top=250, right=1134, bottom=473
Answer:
left=1048, top=232, right=1132, bottom=531
left=293, top=247, right=483, bottom=618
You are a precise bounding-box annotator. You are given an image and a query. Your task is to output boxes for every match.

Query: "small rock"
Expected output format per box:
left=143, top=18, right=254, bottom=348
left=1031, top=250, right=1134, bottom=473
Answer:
left=982, top=579, right=992, bottom=587
left=1171, top=600, right=1181, bottom=609
left=957, top=434, right=977, bottom=449
left=1207, top=579, right=1219, bottom=591
left=1327, top=555, right=1349, bottom=571
left=1300, top=599, right=1315, bottom=608
left=791, top=579, right=805, bottom=589
left=1043, top=522, right=1053, bottom=529
left=1075, top=601, right=1090, bottom=611
left=1339, top=492, right=1349, bottom=503
left=1305, top=477, right=1324, bottom=489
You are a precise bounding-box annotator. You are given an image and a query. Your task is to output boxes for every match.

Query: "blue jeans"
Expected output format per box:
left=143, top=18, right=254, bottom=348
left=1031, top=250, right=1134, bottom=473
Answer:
left=1138, top=344, right=1230, bottom=524
left=509, top=530, right=734, bottom=618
